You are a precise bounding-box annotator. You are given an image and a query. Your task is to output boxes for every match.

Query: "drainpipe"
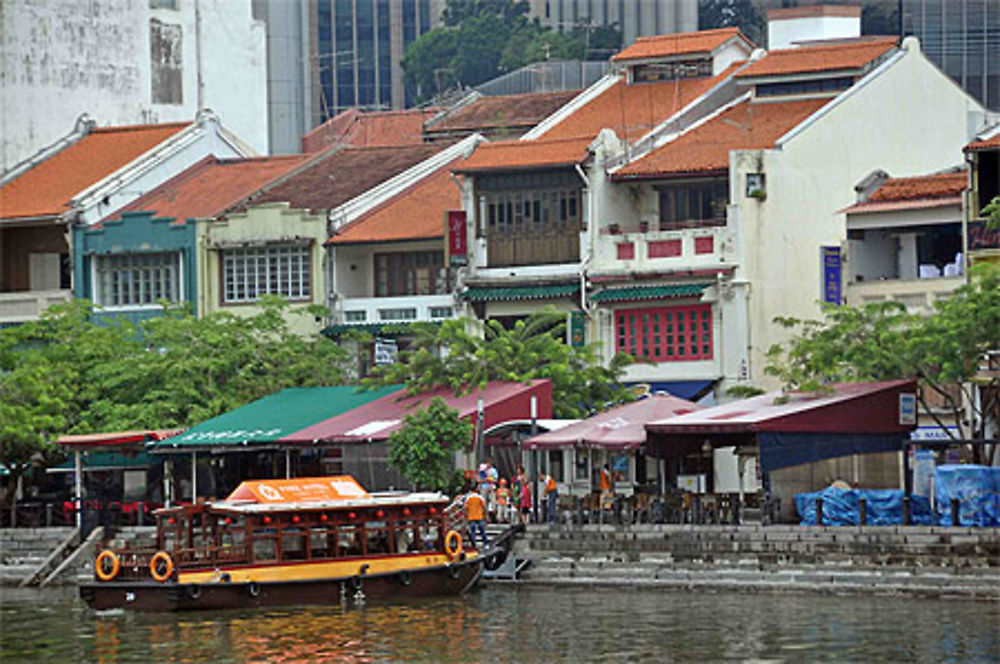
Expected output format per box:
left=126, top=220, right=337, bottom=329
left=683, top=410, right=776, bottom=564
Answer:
left=195, top=0, right=205, bottom=110
left=575, top=164, right=592, bottom=313
left=191, top=452, right=197, bottom=502
left=74, top=450, right=82, bottom=530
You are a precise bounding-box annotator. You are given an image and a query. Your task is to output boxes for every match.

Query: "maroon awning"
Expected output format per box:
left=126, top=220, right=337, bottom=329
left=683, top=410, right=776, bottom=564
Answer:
left=56, top=429, right=185, bottom=449
left=524, top=394, right=699, bottom=450
left=283, top=380, right=553, bottom=443
left=646, top=379, right=918, bottom=436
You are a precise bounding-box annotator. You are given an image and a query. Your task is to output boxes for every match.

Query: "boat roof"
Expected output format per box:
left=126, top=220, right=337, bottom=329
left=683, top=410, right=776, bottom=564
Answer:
left=205, top=491, right=450, bottom=514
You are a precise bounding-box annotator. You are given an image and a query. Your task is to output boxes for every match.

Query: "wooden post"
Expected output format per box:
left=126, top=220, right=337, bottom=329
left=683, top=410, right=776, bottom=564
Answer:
left=815, top=496, right=824, bottom=526
left=285, top=449, right=292, bottom=479
left=191, top=452, right=197, bottom=502
left=74, top=450, right=82, bottom=530
left=859, top=497, right=867, bottom=526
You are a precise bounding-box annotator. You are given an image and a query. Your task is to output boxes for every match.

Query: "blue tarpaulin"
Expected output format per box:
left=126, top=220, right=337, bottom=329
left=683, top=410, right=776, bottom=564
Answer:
left=795, top=486, right=934, bottom=526
left=934, top=465, right=1000, bottom=527
left=759, top=432, right=906, bottom=472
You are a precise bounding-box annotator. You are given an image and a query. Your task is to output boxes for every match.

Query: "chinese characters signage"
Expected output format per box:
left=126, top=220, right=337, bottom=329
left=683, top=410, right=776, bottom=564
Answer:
left=821, top=246, right=842, bottom=305
left=445, top=210, right=468, bottom=266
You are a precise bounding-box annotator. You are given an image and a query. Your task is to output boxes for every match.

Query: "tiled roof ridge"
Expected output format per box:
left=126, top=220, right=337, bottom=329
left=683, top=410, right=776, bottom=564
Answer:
left=89, top=121, right=192, bottom=134
left=630, top=27, right=740, bottom=45
left=760, top=35, right=897, bottom=58
left=484, top=135, right=596, bottom=149
left=867, top=170, right=967, bottom=203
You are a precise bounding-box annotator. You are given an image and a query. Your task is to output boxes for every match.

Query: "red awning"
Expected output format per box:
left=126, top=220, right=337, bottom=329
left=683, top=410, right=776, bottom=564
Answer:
left=646, top=379, right=918, bottom=435
left=525, top=394, right=699, bottom=450
left=56, top=429, right=186, bottom=449
left=283, top=380, right=553, bottom=443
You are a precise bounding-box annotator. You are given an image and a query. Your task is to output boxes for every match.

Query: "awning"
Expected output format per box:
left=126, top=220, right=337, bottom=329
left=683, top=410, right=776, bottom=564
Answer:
left=57, top=430, right=185, bottom=449
left=460, top=284, right=580, bottom=302
left=758, top=432, right=905, bottom=472
left=152, top=385, right=403, bottom=452
left=48, top=451, right=154, bottom=473
left=525, top=394, right=698, bottom=450
left=590, top=283, right=710, bottom=303
left=282, top=380, right=553, bottom=444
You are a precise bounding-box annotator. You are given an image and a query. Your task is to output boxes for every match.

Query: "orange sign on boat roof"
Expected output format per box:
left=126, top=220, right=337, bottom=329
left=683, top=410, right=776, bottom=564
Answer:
left=226, top=476, right=369, bottom=504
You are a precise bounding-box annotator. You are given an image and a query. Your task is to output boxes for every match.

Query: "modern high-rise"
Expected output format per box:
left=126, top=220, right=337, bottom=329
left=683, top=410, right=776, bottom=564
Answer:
left=527, top=0, right=699, bottom=47
left=901, top=0, right=999, bottom=110
left=255, top=0, right=445, bottom=154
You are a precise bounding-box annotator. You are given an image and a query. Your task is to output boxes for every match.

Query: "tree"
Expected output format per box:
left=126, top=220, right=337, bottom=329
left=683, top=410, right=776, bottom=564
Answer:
left=387, top=398, right=473, bottom=492
left=699, top=0, right=765, bottom=46
left=0, top=299, right=354, bottom=501
left=401, top=28, right=460, bottom=97
left=982, top=196, right=1000, bottom=230
left=442, top=0, right=529, bottom=26
left=364, top=308, right=633, bottom=418
left=765, top=270, right=1000, bottom=464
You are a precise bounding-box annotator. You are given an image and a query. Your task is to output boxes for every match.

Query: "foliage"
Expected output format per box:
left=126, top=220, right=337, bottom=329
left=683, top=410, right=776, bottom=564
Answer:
left=364, top=308, right=633, bottom=418
left=765, top=273, right=1000, bottom=462
left=725, top=384, right=766, bottom=399
left=403, top=0, right=620, bottom=99
left=698, top=0, right=765, bottom=45
left=0, top=299, right=353, bottom=500
left=387, top=398, right=473, bottom=492
left=983, top=196, right=1000, bottom=230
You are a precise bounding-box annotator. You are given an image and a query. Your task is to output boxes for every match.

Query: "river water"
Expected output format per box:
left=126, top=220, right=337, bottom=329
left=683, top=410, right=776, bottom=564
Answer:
left=1, top=585, right=998, bottom=663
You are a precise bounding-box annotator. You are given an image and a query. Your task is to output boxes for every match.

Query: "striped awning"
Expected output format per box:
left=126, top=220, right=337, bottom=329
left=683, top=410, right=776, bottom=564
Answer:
left=590, top=283, right=710, bottom=303
left=461, top=283, right=580, bottom=302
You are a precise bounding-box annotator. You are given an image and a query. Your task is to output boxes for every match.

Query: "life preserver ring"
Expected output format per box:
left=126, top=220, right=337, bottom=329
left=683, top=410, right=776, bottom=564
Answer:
left=95, top=550, right=120, bottom=582
left=149, top=551, right=174, bottom=583
left=444, top=530, right=463, bottom=561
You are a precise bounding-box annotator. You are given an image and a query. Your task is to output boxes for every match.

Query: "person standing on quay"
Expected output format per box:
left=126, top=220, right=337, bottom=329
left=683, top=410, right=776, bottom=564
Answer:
left=518, top=470, right=532, bottom=525
left=542, top=472, right=559, bottom=525
left=465, top=486, right=488, bottom=550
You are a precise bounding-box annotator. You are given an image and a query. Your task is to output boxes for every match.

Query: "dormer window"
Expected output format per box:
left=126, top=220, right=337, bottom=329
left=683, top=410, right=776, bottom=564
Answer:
left=631, top=58, right=713, bottom=84
left=755, top=76, right=854, bottom=98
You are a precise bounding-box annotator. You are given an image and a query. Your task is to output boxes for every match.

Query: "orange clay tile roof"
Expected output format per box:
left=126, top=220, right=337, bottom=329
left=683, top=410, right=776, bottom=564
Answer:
left=0, top=122, right=190, bottom=221
left=736, top=37, right=897, bottom=79
left=329, top=163, right=460, bottom=245
left=237, top=144, right=447, bottom=213
left=110, top=154, right=310, bottom=222
left=539, top=72, right=729, bottom=143
left=301, top=108, right=439, bottom=153
left=868, top=172, right=967, bottom=203
left=454, top=136, right=593, bottom=173
left=614, top=98, right=830, bottom=179
left=425, top=90, right=581, bottom=135
left=612, top=28, right=749, bottom=62
left=965, top=130, right=1000, bottom=152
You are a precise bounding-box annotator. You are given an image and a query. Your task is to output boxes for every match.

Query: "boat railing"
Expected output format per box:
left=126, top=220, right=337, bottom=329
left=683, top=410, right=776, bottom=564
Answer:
left=443, top=496, right=468, bottom=535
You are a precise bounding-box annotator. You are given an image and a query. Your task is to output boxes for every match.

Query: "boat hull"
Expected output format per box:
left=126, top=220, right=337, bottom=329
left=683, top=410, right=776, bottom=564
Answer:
left=79, top=558, right=482, bottom=612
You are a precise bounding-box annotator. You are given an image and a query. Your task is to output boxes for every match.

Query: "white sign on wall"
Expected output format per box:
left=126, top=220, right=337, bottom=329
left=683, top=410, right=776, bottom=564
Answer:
left=899, top=393, right=917, bottom=425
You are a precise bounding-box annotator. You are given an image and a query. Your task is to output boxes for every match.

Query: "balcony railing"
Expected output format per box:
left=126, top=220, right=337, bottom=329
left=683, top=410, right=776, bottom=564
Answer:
left=846, top=276, right=963, bottom=310
left=337, top=294, right=457, bottom=326
left=0, top=289, right=72, bottom=325
left=594, top=226, right=727, bottom=272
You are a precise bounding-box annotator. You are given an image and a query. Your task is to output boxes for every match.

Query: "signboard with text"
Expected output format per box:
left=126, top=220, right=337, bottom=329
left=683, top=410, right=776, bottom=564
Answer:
left=445, top=210, right=468, bottom=266
left=821, top=246, right=842, bottom=305
left=968, top=221, right=1000, bottom=251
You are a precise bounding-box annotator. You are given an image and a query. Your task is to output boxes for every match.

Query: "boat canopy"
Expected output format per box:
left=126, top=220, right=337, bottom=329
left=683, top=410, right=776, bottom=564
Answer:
left=226, top=476, right=370, bottom=504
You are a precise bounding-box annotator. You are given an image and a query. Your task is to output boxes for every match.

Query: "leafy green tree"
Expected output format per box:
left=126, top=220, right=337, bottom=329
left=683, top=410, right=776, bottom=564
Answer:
left=765, top=271, right=1000, bottom=463
left=387, top=398, right=473, bottom=492
left=401, top=28, right=460, bottom=97
left=365, top=308, right=633, bottom=418
left=699, top=0, right=765, bottom=45
left=982, top=196, right=1000, bottom=230
left=442, top=0, right=529, bottom=26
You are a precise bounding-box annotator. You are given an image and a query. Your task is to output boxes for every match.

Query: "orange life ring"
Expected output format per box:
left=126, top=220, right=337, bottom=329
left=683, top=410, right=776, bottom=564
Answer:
left=444, top=529, right=463, bottom=561
left=149, top=551, right=174, bottom=582
left=95, top=549, right=120, bottom=582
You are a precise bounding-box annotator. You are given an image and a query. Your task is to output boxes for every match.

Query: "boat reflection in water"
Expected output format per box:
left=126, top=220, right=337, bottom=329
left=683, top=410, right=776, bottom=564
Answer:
left=81, top=476, right=486, bottom=612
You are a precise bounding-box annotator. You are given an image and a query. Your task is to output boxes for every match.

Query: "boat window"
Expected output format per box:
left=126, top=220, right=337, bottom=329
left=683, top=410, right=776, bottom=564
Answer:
left=217, top=515, right=246, bottom=561
left=282, top=527, right=308, bottom=561
left=338, top=525, right=364, bottom=557
left=251, top=518, right=279, bottom=562
left=365, top=521, right=392, bottom=555
left=393, top=520, right=419, bottom=553
left=309, top=526, right=335, bottom=559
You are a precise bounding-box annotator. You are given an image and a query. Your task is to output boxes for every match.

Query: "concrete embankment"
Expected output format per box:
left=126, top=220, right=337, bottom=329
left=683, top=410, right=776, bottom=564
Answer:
left=511, top=524, right=1000, bottom=601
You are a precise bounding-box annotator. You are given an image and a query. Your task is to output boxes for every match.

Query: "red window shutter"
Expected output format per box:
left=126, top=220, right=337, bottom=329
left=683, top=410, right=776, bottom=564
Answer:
left=648, top=239, right=682, bottom=258
left=616, top=242, right=635, bottom=260
left=694, top=236, right=714, bottom=254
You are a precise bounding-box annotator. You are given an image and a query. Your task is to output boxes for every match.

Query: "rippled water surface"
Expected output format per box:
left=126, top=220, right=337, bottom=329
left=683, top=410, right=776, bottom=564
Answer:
left=2, top=585, right=998, bottom=663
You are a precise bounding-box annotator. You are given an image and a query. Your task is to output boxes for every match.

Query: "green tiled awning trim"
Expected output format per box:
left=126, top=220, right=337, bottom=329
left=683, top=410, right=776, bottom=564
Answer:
left=321, top=321, right=441, bottom=337
left=590, top=283, right=711, bottom=303
left=461, top=284, right=580, bottom=302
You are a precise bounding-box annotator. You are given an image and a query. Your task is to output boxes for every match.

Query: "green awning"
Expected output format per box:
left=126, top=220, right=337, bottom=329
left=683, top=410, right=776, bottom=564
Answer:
left=150, top=385, right=402, bottom=451
left=589, top=283, right=710, bottom=303
left=461, top=284, right=580, bottom=302
left=49, top=451, right=153, bottom=473
left=321, top=321, right=441, bottom=338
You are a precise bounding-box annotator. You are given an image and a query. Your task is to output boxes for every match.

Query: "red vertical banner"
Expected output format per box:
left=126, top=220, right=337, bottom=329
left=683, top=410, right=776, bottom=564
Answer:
left=446, top=210, right=468, bottom=266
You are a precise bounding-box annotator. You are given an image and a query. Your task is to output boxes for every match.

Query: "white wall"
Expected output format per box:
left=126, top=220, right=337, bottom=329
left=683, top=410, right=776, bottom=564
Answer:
left=737, top=41, right=988, bottom=387
left=1, top=0, right=267, bottom=171
left=768, top=16, right=860, bottom=50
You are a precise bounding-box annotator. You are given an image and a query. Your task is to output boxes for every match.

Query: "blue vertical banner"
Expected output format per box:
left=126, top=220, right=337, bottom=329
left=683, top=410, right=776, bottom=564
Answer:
left=821, top=246, right=842, bottom=305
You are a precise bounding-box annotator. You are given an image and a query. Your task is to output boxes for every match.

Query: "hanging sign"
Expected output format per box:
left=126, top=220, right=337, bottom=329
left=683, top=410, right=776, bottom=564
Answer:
left=821, top=246, right=842, bottom=305
left=445, top=210, right=468, bottom=266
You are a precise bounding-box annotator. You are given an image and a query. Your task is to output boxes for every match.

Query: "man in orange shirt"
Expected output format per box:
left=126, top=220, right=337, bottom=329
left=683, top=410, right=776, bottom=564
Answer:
left=465, top=488, right=488, bottom=549
left=542, top=472, right=559, bottom=525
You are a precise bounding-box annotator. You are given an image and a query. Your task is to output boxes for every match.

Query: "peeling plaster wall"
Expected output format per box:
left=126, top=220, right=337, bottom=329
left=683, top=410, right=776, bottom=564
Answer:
left=1, top=0, right=267, bottom=171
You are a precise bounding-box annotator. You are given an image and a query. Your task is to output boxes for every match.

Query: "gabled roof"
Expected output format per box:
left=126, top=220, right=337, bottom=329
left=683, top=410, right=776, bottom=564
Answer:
left=110, top=155, right=309, bottom=222
left=614, top=97, right=829, bottom=179
left=538, top=72, right=730, bottom=143
left=612, top=27, right=750, bottom=62
left=328, top=163, right=459, bottom=244
left=454, top=136, right=593, bottom=173
left=301, top=108, right=439, bottom=153
left=424, top=90, right=581, bottom=136
left=965, top=124, right=1000, bottom=152
left=843, top=171, right=966, bottom=215
left=0, top=122, right=190, bottom=221
left=237, top=144, right=446, bottom=213
left=736, top=37, right=897, bottom=79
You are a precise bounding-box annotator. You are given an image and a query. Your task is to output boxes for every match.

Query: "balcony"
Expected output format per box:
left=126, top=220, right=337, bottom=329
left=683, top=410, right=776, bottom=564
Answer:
left=0, top=289, right=72, bottom=326
left=336, top=294, right=457, bottom=327
left=845, top=277, right=963, bottom=311
left=593, top=225, right=729, bottom=273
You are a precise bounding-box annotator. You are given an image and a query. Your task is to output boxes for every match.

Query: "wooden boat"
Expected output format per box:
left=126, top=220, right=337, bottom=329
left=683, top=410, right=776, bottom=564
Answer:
left=80, top=476, right=484, bottom=611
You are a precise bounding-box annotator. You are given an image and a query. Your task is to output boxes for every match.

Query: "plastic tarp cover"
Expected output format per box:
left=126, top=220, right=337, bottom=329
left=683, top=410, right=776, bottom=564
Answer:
left=795, top=486, right=934, bottom=526
left=933, top=465, right=1000, bottom=527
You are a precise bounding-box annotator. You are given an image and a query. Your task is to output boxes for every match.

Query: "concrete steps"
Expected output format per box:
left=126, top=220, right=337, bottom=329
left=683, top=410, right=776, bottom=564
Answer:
left=0, top=528, right=75, bottom=585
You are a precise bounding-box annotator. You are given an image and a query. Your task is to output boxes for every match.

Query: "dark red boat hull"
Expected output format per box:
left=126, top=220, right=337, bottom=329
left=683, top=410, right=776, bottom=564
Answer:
left=79, top=559, right=482, bottom=612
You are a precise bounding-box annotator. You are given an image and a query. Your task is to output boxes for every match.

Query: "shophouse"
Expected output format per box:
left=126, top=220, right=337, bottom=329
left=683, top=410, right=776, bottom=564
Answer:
left=965, top=124, right=1000, bottom=271
left=0, top=113, right=252, bottom=327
